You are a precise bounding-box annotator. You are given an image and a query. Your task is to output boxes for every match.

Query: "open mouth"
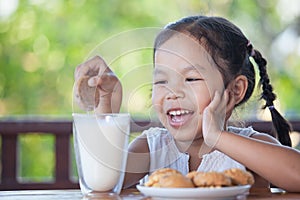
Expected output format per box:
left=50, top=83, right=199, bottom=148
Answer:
left=167, top=109, right=194, bottom=127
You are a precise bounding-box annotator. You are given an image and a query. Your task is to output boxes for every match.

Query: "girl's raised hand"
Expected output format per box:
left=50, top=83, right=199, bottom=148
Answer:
left=201, top=90, right=231, bottom=148
left=74, top=56, right=122, bottom=113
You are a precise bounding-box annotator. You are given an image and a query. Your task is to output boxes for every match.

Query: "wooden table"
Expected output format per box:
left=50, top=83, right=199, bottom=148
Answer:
left=0, top=188, right=300, bottom=200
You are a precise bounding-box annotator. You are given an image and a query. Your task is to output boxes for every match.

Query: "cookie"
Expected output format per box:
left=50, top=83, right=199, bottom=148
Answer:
left=158, top=173, right=195, bottom=188
left=145, top=168, right=182, bottom=187
left=223, top=168, right=254, bottom=185
left=74, top=75, right=100, bottom=110
left=186, top=171, right=198, bottom=179
left=192, top=171, right=232, bottom=187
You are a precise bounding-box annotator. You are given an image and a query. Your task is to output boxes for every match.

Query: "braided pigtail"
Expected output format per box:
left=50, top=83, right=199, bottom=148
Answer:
left=247, top=44, right=292, bottom=146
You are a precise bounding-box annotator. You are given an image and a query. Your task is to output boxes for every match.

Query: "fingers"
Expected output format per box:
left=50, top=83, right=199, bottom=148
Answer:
left=99, top=73, right=119, bottom=92
left=88, top=76, right=98, bottom=87
left=88, top=72, right=120, bottom=93
left=75, top=55, right=109, bottom=80
left=212, top=89, right=232, bottom=108
left=226, top=90, right=236, bottom=110
left=208, top=90, right=221, bottom=110
left=75, top=55, right=118, bottom=90
left=207, top=90, right=225, bottom=111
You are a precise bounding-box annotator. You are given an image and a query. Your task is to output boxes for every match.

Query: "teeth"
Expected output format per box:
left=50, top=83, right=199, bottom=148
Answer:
left=169, top=110, right=190, bottom=116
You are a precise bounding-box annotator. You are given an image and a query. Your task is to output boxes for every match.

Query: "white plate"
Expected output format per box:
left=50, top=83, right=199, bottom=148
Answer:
left=136, top=184, right=251, bottom=200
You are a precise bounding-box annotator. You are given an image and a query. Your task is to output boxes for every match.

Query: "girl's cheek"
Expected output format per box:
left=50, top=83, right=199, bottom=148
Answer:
left=151, top=86, right=162, bottom=99
left=151, top=88, right=164, bottom=111
left=151, top=89, right=159, bottom=105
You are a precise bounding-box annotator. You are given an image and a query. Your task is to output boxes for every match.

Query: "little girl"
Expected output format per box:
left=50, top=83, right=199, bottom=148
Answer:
left=74, top=15, right=300, bottom=192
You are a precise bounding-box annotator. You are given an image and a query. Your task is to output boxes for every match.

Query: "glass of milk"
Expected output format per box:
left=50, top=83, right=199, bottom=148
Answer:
left=72, top=113, right=130, bottom=197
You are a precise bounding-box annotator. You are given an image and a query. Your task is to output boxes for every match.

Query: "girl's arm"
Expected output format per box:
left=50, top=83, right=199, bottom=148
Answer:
left=215, top=131, right=300, bottom=192
left=123, top=135, right=150, bottom=188
left=202, top=90, right=300, bottom=192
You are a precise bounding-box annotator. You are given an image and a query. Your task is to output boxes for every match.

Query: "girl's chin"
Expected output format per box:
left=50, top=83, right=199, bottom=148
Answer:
left=168, top=127, right=201, bottom=140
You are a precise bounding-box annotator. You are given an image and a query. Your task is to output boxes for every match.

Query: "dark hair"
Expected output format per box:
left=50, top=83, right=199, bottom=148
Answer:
left=154, top=15, right=292, bottom=146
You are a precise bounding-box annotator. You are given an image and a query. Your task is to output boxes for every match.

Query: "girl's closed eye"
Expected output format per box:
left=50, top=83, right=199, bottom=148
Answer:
left=154, top=80, right=167, bottom=85
left=186, top=77, right=204, bottom=82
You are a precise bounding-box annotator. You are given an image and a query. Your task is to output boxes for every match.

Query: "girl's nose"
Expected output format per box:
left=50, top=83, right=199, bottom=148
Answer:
left=166, top=88, right=185, bottom=100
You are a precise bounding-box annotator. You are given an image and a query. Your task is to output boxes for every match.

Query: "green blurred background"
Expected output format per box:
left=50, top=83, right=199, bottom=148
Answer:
left=1, top=0, right=300, bottom=182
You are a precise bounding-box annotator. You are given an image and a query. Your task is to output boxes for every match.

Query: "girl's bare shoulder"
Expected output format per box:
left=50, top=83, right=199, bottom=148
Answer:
left=129, top=133, right=149, bottom=153
left=129, top=127, right=168, bottom=153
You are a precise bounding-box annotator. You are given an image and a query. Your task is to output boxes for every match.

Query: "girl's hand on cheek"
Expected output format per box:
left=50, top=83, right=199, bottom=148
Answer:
left=202, top=90, right=230, bottom=148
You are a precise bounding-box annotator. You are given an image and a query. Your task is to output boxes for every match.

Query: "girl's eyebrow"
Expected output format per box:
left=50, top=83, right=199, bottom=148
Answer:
left=153, top=68, right=167, bottom=76
left=183, top=65, right=206, bottom=74
left=153, top=65, right=206, bottom=75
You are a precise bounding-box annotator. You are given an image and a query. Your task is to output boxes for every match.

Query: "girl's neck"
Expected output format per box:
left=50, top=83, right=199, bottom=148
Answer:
left=175, top=138, right=213, bottom=171
left=175, top=137, right=214, bottom=158
left=175, top=137, right=204, bottom=154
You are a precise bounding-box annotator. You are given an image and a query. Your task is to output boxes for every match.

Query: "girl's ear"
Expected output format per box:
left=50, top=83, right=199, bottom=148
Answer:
left=228, top=75, right=248, bottom=106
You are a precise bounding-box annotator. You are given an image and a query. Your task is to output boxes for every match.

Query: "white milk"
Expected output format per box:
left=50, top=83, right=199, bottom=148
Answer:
left=73, top=114, right=129, bottom=192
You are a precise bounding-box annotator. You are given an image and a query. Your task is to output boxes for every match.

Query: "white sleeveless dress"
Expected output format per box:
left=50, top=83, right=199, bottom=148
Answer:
left=139, top=126, right=258, bottom=183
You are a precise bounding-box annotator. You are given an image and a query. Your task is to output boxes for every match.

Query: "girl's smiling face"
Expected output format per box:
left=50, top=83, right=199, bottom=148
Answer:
left=152, top=33, right=224, bottom=142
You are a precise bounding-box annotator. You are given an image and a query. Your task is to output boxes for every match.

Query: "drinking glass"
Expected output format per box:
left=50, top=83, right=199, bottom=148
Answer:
left=72, top=113, right=130, bottom=197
